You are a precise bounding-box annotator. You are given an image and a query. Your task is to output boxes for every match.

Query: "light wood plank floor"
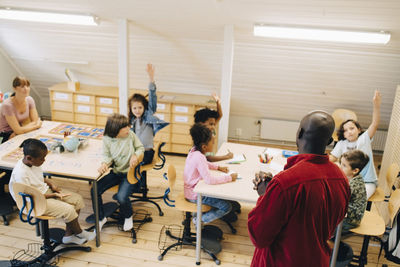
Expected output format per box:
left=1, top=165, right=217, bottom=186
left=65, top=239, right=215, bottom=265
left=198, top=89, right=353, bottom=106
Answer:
left=0, top=151, right=398, bottom=266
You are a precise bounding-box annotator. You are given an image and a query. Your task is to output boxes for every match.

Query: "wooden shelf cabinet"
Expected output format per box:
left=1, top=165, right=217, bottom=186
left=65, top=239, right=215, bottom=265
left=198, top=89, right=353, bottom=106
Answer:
left=49, top=82, right=216, bottom=154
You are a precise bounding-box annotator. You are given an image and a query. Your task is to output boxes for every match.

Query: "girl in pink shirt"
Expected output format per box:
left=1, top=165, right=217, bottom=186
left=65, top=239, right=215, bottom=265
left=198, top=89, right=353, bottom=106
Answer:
left=184, top=123, right=237, bottom=223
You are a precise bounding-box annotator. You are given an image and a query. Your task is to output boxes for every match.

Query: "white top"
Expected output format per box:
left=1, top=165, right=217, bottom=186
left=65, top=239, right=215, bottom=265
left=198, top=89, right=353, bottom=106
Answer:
left=9, top=159, right=48, bottom=200
left=331, top=130, right=377, bottom=183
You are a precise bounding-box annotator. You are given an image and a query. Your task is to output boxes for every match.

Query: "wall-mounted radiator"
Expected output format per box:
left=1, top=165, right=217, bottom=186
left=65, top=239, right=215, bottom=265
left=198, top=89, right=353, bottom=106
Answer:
left=260, top=118, right=387, bottom=151
left=260, top=119, right=299, bottom=142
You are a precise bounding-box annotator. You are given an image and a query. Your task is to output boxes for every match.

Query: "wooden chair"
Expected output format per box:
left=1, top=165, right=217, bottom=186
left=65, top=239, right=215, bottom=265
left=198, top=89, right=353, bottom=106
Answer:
left=348, top=211, right=385, bottom=267
left=158, top=165, right=222, bottom=264
left=0, top=171, right=15, bottom=225
left=386, top=163, right=400, bottom=194
left=331, top=109, right=358, bottom=143
left=128, top=142, right=167, bottom=216
left=12, top=182, right=90, bottom=266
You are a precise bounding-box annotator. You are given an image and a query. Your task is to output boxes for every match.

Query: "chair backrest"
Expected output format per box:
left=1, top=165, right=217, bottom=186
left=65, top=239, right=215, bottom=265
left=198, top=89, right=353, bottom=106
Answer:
left=387, top=163, right=400, bottom=192
left=389, top=189, right=400, bottom=227
left=331, top=109, right=358, bottom=141
left=12, top=182, right=47, bottom=218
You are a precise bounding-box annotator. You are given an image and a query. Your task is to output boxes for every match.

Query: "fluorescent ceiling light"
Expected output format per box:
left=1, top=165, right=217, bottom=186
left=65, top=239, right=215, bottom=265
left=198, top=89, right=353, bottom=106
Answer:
left=0, top=7, right=99, bottom=26
left=254, top=24, right=390, bottom=44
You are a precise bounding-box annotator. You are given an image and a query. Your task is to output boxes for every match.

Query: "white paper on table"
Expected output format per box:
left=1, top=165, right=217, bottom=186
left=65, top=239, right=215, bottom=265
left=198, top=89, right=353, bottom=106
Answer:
left=228, top=154, right=246, bottom=163
left=227, top=170, right=242, bottom=179
left=268, top=161, right=284, bottom=175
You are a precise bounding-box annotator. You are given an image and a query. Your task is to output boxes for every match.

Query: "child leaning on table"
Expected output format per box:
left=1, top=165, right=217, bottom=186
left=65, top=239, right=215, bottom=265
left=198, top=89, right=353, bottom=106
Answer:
left=9, top=138, right=95, bottom=245
left=339, top=150, right=369, bottom=233
left=193, top=94, right=233, bottom=162
left=92, top=113, right=144, bottom=232
left=184, top=123, right=237, bottom=224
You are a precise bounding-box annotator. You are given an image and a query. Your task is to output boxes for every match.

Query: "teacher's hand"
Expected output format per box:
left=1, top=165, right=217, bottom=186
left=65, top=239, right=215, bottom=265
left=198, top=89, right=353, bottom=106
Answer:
left=253, top=171, right=273, bottom=196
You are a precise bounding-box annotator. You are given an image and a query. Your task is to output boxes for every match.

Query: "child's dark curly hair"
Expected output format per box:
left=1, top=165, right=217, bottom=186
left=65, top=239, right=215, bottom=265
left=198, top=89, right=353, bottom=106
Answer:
left=337, top=119, right=363, bottom=141
left=20, top=138, right=47, bottom=157
left=194, top=108, right=219, bottom=123
left=190, top=123, right=213, bottom=151
left=128, top=93, right=148, bottom=122
left=340, top=150, right=369, bottom=174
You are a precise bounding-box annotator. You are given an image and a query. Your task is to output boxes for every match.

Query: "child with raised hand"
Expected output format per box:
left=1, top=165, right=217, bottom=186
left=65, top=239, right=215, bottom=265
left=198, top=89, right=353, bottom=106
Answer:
left=128, top=63, right=169, bottom=164
left=93, top=113, right=144, bottom=232
left=339, top=150, right=369, bottom=233
left=184, top=123, right=237, bottom=224
left=330, top=90, right=381, bottom=199
left=9, top=138, right=95, bottom=245
left=193, top=93, right=233, bottom=162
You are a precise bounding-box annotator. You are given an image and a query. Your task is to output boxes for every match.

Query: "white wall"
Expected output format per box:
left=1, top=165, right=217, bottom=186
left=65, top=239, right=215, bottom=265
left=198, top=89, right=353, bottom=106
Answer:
left=0, top=50, right=18, bottom=94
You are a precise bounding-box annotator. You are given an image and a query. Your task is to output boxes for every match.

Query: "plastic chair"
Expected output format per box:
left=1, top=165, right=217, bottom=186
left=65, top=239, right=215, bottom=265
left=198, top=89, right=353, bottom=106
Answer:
left=128, top=142, right=167, bottom=216
left=158, top=165, right=222, bottom=264
left=331, top=109, right=358, bottom=143
left=11, top=182, right=90, bottom=266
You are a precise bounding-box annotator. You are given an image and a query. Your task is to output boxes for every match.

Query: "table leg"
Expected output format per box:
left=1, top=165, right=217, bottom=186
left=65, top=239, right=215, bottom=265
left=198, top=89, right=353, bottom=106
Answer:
left=330, top=220, right=343, bottom=267
left=93, top=180, right=100, bottom=247
left=196, top=194, right=202, bottom=265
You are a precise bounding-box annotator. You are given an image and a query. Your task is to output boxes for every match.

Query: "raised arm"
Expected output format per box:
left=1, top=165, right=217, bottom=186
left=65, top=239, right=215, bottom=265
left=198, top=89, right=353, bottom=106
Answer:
left=147, top=63, right=157, bottom=113
left=367, top=90, right=381, bottom=139
left=212, top=93, right=223, bottom=123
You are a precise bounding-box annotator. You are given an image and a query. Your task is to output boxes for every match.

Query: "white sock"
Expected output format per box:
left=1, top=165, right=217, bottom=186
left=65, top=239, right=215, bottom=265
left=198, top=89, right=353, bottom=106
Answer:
left=123, top=216, right=133, bottom=231
left=99, top=217, right=107, bottom=232
left=62, top=235, right=86, bottom=245
left=77, top=229, right=96, bottom=241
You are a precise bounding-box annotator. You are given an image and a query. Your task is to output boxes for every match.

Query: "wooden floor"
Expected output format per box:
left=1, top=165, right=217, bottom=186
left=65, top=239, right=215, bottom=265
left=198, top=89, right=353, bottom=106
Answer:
left=0, top=151, right=399, bottom=267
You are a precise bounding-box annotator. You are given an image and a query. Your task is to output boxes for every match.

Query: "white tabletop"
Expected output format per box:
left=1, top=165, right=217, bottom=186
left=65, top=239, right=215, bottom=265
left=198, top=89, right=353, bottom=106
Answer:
left=193, top=142, right=289, bottom=203
left=0, top=121, right=102, bottom=180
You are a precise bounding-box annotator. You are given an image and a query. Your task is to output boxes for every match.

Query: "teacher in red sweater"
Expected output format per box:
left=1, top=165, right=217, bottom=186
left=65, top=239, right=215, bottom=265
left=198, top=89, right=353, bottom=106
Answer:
left=248, top=111, right=350, bottom=267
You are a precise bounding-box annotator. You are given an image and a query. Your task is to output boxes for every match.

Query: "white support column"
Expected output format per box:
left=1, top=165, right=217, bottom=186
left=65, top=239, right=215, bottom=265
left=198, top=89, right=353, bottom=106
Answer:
left=218, top=24, right=234, bottom=148
left=118, top=19, right=129, bottom=115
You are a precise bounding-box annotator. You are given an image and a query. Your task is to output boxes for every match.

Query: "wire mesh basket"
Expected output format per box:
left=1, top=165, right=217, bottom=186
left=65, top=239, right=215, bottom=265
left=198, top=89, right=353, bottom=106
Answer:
left=116, top=208, right=152, bottom=233
left=11, top=243, right=58, bottom=266
left=158, top=224, right=183, bottom=251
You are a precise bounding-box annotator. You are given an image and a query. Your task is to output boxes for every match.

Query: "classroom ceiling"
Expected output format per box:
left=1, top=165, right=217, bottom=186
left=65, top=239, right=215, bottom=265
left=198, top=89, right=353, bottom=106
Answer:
left=0, top=0, right=399, bottom=129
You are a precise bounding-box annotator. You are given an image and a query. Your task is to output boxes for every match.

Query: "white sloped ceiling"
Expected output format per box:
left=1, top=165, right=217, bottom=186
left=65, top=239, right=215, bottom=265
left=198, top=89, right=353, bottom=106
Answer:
left=0, top=0, right=399, bottom=129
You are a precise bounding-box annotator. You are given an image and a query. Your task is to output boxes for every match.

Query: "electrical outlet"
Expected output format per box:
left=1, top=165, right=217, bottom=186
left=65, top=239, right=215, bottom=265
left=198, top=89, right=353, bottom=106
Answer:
left=236, top=128, right=242, bottom=136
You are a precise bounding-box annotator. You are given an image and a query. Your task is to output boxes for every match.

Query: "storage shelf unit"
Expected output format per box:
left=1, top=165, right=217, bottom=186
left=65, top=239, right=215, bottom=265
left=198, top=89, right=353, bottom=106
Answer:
left=49, top=83, right=216, bottom=154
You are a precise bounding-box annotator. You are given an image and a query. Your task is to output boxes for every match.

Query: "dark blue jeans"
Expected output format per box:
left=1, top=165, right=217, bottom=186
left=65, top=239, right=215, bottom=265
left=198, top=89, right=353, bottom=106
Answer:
left=91, top=170, right=139, bottom=219
left=189, top=196, right=232, bottom=223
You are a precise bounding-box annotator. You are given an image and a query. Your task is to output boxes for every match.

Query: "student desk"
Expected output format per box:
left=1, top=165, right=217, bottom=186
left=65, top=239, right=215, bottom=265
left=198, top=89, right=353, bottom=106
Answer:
left=0, top=121, right=104, bottom=247
left=193, top=142, right=287, bottom=264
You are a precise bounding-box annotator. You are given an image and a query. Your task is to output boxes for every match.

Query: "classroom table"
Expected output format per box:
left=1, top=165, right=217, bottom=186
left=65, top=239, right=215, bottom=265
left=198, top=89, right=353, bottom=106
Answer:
left=193, top=142, right=287, bottom=264
left=0, top=121, right=104, bottom=247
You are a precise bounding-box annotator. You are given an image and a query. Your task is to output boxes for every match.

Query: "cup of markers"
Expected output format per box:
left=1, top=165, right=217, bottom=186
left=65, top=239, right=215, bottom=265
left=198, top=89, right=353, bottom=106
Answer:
left=259, top=152, right=273, bottom=164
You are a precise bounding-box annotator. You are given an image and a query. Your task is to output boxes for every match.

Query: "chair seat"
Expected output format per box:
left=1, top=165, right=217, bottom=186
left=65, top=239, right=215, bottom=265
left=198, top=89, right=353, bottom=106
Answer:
left=175, top=193, right=212, bottom=213
left=36, top=215, right=58, bottom=220
left=368, top=187, right=385, bottom=202
left=350, top=211, right=385, bottom=236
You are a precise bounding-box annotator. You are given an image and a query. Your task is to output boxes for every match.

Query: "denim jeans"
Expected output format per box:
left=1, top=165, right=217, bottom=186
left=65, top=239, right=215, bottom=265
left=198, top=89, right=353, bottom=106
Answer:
left=189, top=196, right=232, bottom=223
left=91, top=170, right=139, bottom=219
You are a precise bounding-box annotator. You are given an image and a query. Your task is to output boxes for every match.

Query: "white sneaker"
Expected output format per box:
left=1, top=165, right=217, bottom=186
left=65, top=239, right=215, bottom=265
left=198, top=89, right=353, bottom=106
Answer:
left=62, top=235, right=87, bottom=245
left=123, top=216, right=133, bottom=231
left=192, top=216, right=197, bottom=226
left=77, top=230, right=96, bottom=241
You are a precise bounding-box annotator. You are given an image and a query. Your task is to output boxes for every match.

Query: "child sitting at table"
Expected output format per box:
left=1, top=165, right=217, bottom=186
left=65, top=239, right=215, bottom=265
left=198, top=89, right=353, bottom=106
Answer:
left=339, top=150, right=369, bottom=233
left=9, top=138, right=95, bottom=245
left=194, top=94, right=233, bottom=162
left=93, top=113, right=144, bottom=232
left=184, top=123, right=237, bottom=224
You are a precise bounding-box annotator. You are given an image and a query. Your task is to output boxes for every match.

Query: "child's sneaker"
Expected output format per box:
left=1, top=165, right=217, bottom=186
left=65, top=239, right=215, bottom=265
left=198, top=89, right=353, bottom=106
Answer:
left=123, top=216, right=133, bottom=231
left=62, top=235, right=87, bottom=245
left=77, top=229, right=96, bottom=241
left=192, top=216, right=198, bottom=226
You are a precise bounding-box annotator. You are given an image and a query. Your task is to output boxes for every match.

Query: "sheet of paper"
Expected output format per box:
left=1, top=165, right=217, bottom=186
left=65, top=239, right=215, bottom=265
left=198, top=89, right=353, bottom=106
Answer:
left=228, top=154, right=246, bottom=163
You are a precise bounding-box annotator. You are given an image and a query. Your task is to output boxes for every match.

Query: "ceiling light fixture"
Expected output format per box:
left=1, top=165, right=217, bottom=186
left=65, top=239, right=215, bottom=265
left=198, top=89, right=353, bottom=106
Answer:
left=254, top=24, right=390, bottom=44
left=0, top=7, right=99, bottom=26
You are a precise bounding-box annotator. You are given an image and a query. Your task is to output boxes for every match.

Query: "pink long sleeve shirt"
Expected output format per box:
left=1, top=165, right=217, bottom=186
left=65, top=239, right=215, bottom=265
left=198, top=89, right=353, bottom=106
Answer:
left=184, top=147, right=232, bottom=200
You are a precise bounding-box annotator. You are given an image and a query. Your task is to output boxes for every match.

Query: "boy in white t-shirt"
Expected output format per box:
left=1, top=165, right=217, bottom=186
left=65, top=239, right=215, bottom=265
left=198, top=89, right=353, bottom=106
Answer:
left=9, top=138, right=95, bottom=245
